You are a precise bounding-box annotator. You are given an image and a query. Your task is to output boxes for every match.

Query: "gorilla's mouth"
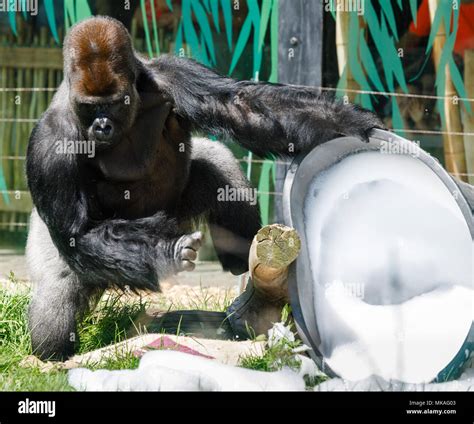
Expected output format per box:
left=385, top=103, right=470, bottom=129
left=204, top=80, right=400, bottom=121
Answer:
left=93, top=138, right=116, bottom=150
left=88, top=126, right=123, bottom=151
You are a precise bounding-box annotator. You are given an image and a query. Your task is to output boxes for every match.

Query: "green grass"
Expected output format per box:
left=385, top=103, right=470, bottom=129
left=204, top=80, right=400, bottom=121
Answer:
left=238, top=305, right=329, bottom=389
left=239, top=344, right=328, bottom=388
left=0, top=283, right=146, bottom=391
left=0, top=366, right=73, bottom=391
left=0, top=281, right=327, bottom=391
left=238, top=324, right=303, bottom=373
left=0, top=277, right=237, bottom=391
left=0, top=286, right=73, bottom=391
left=239, top=305, right=296, bottom=370
left=78, top=294, right=146, bottom=354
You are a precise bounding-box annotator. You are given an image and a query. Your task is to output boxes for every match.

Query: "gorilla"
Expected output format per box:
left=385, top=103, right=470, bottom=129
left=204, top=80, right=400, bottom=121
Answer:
left=26, top=16, right=382, bottom=360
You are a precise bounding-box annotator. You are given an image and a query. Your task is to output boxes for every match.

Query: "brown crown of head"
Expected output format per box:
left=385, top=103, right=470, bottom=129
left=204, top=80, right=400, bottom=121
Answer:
left=64, top=17, right=136, bottom=97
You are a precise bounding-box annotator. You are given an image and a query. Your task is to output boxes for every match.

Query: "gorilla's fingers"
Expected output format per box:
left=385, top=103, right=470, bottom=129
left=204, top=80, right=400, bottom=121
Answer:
left=181, top=247, right=197, bottom=262
left=181, top=260, right=196, bottom=272
left=186, top=231, right=203, bottom=251
left=173, top=231, right=203, bottom=272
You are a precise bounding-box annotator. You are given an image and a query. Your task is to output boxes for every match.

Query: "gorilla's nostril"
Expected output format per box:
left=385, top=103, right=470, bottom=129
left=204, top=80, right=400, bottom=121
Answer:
left=92, top=117, right=114, bottom=140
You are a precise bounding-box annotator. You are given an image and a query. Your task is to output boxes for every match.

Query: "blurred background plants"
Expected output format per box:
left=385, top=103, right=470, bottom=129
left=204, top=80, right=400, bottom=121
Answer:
left=1, top=0, right=472, bottom=246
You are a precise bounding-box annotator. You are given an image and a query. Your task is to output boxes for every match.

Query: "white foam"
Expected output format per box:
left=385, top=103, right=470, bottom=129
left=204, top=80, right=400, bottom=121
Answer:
left=69, top=349, right=307, bottom=391
left=304, top=151, right=473, bottom=383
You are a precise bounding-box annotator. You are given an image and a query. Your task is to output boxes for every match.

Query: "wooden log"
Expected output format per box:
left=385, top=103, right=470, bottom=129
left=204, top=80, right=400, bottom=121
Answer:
left=0, top=191, right=32, bottom=213
left=4, top=67, right=14, bottom=231
left=227, top=224, right=301, bottom=338
left=428, top=0, right=467, bottom=181
left=464, top=49, right=474, bottom=184
left=249, top=224, right=301, bottom=302
left=336, top=11, right=360, bottom=102
left=0, top=40, right=8, bottom=233
left=0, top=46, right=63, bottom=69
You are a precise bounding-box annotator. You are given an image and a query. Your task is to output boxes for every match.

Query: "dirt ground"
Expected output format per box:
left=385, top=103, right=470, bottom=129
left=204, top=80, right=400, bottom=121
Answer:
left=0, top=251, right=244, bottom=313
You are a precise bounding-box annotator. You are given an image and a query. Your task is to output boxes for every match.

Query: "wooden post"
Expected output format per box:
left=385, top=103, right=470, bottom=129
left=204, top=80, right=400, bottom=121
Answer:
left=274, top=0, right=323, bottom=223
left=428, top=0, right=467, bottom=181
left=335, top=10, right=360, bottom=102
left=463, top=49, right=474, bottom=184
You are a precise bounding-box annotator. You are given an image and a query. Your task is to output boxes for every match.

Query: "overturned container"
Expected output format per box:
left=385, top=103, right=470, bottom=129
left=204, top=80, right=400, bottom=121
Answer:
left=283, top=129, right=474, bottom=383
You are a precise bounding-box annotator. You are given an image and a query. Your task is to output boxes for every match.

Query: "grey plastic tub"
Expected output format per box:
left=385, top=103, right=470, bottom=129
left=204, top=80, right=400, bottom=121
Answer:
left=283, top=129, right=473, bottom=382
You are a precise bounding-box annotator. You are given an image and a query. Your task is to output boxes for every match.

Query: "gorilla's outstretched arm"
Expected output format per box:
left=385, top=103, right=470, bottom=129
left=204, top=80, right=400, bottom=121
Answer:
left=149, top=55, right=384, bottom=157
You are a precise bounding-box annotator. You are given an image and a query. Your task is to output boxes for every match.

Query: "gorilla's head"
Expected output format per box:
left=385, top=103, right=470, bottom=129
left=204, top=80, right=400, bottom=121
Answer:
left=63, top=17, right=140, bottom=149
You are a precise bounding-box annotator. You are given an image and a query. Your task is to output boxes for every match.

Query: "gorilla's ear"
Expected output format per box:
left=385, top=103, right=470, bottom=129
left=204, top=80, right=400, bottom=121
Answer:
left=149, top=55, right=384, bottom=158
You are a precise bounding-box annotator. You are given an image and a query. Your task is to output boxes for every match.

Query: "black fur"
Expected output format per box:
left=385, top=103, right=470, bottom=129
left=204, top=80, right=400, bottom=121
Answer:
left=149, top=54, right=383, bottom=157
left=26, top=17, right=382, bottom=360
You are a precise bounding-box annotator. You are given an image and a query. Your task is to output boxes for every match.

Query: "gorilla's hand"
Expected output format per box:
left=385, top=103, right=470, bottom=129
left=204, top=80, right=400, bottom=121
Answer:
left=170, top=231, right=203, bottom=273
left=342, top=106, right=387, bottom=143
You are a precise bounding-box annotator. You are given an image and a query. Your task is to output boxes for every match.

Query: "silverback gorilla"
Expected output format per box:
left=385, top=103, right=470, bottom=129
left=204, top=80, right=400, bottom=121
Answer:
left=26, top=17, right=383, bottom=360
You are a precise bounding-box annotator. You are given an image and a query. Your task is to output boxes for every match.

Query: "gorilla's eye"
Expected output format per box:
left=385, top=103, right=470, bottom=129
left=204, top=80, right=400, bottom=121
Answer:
left=74, top=103, right=98, bottom=125
left=76, top=101, right=115, bottom=122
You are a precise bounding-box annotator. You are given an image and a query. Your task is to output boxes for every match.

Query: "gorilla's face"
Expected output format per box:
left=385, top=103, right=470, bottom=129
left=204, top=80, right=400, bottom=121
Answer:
left=71, top=86, right=139, bottom=150
left=64, top=16, right=139, bottom=150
